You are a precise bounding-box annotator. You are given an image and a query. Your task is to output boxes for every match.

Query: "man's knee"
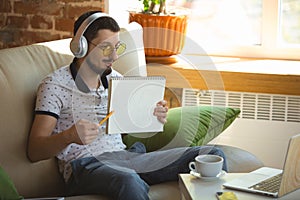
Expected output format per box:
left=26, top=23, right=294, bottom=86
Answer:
left=111, top=172, right=149, bottom=200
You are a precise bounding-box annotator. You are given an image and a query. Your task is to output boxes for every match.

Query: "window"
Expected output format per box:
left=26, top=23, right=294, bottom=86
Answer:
left=107, top=0, right=300, bottom=60
left=281, top=0, right=300, bottom=44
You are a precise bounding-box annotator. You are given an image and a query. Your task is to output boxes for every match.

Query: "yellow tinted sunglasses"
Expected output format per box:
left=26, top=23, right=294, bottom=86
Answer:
left=89, top=41, right=126, bottom=56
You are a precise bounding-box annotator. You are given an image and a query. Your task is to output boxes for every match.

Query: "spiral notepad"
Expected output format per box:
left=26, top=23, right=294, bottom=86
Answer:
left=106, top=76, right=166, bottom=134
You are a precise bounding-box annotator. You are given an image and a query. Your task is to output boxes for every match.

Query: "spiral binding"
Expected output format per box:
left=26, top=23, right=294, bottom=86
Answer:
left=111, top=76, right=165, bottom=80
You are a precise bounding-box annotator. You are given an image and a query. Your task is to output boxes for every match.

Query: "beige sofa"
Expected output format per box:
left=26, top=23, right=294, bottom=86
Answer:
left=0, top=24, right=264, bottom=199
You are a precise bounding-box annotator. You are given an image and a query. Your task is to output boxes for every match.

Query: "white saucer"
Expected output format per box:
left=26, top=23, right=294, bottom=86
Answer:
left=190, top=170, right=226, bottom=181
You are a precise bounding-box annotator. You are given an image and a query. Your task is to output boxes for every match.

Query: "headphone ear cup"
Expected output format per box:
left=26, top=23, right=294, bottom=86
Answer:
left=70, top=36, right=88, bottom=58
left=77, top=36, right=88, bottom=58
left=70, top=38, right=79, bottom=57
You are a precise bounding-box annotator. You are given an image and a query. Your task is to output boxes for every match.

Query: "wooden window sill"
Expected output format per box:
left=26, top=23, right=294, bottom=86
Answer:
left=146, top=55, right=300, bottom=96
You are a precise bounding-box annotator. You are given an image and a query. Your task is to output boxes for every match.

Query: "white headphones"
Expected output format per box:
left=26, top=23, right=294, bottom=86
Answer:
left=70, top=12, right=109, bottom=58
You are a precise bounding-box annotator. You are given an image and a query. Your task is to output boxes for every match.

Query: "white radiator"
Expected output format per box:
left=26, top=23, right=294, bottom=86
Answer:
left=182, top=89, right=300, bottom=169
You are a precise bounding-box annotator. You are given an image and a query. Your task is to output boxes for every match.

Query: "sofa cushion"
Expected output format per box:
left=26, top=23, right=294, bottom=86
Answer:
left=65, top=181, right=180, bottom=200
left=0, top=40, right=72, bottom=197
left=123, top=106, right=240, bottom=152
left=0, top=166, right=22, bottom=200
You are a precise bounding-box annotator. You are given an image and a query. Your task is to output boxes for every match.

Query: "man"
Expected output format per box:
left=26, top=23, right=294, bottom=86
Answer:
left=27, top=11, right=227, bottom=200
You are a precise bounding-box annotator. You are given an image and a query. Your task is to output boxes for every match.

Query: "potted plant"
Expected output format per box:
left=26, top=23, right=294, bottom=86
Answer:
left=129, top=0, right=189, bottom=62
left=140, top=0, right=167, bottom=14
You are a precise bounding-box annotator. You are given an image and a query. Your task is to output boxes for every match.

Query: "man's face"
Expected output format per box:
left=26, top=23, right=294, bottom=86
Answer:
left=86, top=29, right=120, bottom=75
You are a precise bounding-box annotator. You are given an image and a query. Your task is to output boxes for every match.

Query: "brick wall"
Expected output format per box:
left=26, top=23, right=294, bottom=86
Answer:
left=0, top=0, right=106, bottom=49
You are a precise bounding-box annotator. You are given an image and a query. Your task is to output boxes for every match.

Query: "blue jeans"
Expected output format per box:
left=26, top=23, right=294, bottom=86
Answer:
left=66, top=143, right=227, bottom=200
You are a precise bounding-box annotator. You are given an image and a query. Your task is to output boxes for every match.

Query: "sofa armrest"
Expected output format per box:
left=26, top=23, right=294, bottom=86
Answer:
left=214, top=144, right=264, bottom=173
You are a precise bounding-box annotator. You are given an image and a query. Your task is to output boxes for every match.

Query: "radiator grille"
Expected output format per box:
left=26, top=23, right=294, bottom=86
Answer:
left=182, top=89, right=300, bottom=122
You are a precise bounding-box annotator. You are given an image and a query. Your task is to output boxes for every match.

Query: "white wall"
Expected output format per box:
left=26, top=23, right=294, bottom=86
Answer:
left=209, top=119, right=300, bottom=169
left=106, top=0, right=132, bottom=27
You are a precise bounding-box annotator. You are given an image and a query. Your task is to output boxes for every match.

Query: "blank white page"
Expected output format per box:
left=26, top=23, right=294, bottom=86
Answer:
left=107, top=76, right=166, bottom=134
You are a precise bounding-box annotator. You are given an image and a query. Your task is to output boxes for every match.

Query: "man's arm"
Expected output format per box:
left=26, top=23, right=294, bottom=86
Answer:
left=27, top=114, right=99, bottom=162
left=27, top=114, right=73, bottom=162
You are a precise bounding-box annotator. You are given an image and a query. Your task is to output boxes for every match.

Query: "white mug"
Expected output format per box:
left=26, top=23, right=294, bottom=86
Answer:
left=189, top=154, right=223, bottom=177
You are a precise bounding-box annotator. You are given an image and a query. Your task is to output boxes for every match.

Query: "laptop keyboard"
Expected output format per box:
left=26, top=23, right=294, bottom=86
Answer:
left=249, top=173, right=282, bottom=193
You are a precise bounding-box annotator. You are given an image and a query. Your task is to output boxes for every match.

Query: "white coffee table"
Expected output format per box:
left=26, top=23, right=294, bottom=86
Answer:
left=178, top=173, right=300, bottom=200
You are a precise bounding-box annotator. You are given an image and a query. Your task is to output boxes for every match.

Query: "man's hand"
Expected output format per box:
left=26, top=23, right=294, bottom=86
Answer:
left=71, top=119, right=99, bottom=145
left=153, top=100, right=168, bottom=124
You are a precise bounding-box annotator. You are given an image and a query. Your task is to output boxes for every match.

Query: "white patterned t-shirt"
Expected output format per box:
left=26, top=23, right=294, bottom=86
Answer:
left=35, top=64, right=126, bottom=182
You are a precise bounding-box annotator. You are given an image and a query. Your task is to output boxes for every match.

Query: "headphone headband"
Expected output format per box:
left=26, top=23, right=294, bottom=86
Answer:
left=70, top=12, right=109, bottom=58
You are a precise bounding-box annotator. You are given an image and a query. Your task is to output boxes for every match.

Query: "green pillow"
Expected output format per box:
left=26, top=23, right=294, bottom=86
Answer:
left=0, top=166, right=22, bottom=200
left=123, top=106, right=240, bottom=152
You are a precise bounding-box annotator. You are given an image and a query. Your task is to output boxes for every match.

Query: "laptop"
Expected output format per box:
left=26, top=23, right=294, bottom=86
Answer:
left=223, top=133, right=300, bottom=198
